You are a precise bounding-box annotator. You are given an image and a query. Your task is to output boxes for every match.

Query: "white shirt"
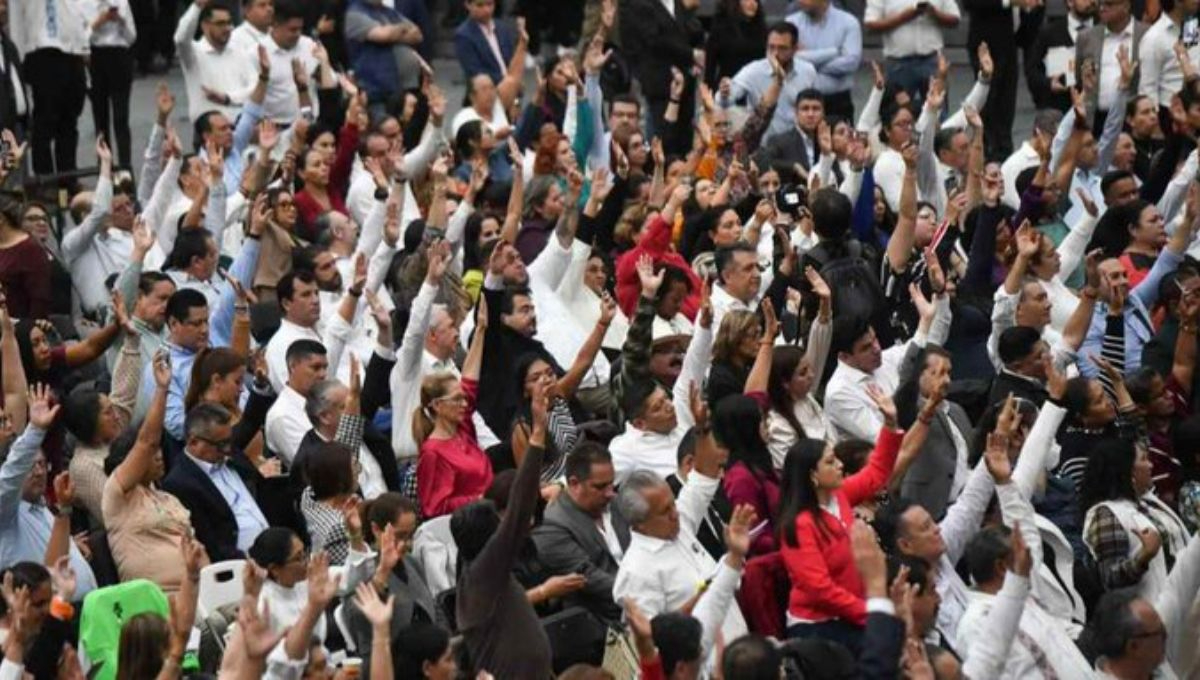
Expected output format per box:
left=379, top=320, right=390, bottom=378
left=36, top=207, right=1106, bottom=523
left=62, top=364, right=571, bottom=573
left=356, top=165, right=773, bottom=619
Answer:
left=1140, top=14, right=1198, bottom=108
left=766, top=397, right=834, bottom=470
left=265, top=318, right=325, bottom=394
left=174, top=2, right=257, bottom=122
left=184, top=449, right=268, bottom=552
left=258, top=580, right=327, bottom=642
left=864, top=0, right=961, bottom=58
left=229, top=20, right=270, bottom=56
left=60, top=174, right=134, bottom=314
left=261, top=34, right=319, bottom=124
left=0, top=47, right=27, bottom=117
left=1098, top=20, right=1136, bottom=111
left=84, top=0, right=136, bottom=47
left=450, top=97, right=512, bottom=139
left=609, top=425, right=688, bottom=486
left=613, top=473, right=747, bottom=645
left=600, top=508, right=624, bottom=562
left=265, top=385, right=312, bottom=466
left=710, top=283, right=755, bottom=338
left=9, top=0, right=90, bottom=58
left=558, top=239, right=630, bottom=351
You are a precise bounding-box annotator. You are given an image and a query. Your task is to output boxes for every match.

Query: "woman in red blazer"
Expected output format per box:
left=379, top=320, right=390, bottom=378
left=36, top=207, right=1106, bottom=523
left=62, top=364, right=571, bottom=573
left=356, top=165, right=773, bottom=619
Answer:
left=777, top=385, right=902, bottom=655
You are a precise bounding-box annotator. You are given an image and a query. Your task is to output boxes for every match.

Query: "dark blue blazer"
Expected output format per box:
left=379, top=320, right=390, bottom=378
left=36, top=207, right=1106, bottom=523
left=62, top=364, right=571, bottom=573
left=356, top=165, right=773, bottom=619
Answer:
left=454, top=18, right=516, bottom=85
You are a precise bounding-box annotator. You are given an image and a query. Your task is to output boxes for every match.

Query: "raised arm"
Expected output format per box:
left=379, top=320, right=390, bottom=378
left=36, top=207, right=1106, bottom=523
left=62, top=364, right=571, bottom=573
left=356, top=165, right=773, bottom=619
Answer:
left=886, top=143, right=919, bottom=273
left=138, top=85, right=173, bottom=205
left=62, top=137, right=114, bottom=264
left=112, top=352, right=169, bottom=494
left=462, top=295, right=488, bottom=382
left=0, top=303, right=27, bottom=432
left=556, top=295, right=615, bottom=401
left=744, top=299, right=778, bottom=394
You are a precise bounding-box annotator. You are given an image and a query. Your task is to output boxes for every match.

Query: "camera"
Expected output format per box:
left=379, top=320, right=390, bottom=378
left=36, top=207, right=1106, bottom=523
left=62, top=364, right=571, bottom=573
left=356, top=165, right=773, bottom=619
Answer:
left=776, top=184, right=808, bottom=217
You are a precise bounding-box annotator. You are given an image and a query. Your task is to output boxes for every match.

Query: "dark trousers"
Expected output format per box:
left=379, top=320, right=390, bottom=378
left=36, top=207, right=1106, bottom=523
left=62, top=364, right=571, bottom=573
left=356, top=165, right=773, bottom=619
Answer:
left=971, top=43, right=1018, bottom=160
left=885, top=53, right=939, bottom=110
left=88, top=46, right=134, bottom=169
left=130, top=0, right=178, bottom=69
left=823, top=90, right=855, bottom=122
left=787, top=619, right=863, bottom=657
left=24, top=48, right=86, bottom=177
left=518, top=0, right=584, bottom=52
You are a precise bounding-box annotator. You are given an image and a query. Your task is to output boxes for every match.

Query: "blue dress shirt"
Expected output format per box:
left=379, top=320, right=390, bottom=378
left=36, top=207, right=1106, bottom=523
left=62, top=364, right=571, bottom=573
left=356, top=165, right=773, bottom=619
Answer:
left=786, top=8, right=863, bottom=96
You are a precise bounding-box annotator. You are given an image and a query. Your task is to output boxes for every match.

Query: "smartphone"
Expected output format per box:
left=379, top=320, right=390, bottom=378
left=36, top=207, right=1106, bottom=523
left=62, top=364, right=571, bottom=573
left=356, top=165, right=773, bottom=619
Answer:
left=1184, top=17, right=1199, bottom=48
left=748, top=519, right=770, bottom=538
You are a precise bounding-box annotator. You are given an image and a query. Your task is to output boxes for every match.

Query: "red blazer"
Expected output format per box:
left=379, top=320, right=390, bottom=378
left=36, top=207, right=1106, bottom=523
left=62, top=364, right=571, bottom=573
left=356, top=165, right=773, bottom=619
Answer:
left=780, top=427, right=902, bottom=626
left=614, top=214, right=702, bottom=320
left=416, top=379, right=493, bottom=518
left=294, top=122, right=360, bottom=242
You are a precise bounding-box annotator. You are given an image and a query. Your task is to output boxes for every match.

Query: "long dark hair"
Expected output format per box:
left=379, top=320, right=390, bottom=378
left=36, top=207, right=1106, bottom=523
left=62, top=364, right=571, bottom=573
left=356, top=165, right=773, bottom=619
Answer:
left=778, top=438, right=832, bottom=547
left=714, top=395, right=774, bottom=480
left=767, top=346, right=806, bottom=440
left=1080, top=439, right=1139, bottom=516
left=116, top=612, right=170, bottom=680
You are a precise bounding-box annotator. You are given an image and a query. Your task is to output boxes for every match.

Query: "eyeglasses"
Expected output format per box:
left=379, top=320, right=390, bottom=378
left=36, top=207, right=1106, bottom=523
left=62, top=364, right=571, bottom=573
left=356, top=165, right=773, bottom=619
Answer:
left=433, top=394, right=467, bottom=406
left=1132, top=627, right=1167, bottom=642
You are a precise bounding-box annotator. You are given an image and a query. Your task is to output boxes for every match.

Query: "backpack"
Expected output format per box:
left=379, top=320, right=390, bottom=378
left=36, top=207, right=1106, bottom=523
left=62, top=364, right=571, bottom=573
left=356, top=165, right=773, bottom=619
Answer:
left=802, top=239, right=888, bottom=337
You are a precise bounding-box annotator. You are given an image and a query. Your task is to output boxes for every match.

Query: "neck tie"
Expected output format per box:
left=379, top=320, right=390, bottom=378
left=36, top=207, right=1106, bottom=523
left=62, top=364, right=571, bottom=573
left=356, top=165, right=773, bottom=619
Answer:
left=46, top=0, right=59, bottom=38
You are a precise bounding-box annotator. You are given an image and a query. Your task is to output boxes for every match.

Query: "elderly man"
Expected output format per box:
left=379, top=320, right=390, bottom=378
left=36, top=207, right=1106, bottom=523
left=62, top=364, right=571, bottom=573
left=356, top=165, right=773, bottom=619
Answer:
left=532, top=443, right=628, bottom=623
left=612, top=397, right=747, bottom=649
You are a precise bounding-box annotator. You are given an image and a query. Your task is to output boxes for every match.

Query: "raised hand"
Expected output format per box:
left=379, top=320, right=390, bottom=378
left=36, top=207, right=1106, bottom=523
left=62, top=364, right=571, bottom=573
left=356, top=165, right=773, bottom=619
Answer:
left=688, top=380, right=710, bottom=432
left=698, top=276, right=713, bottom=329
left=1116, top=43, right=1136, bottom=91
left=306, top=551, right=340, bottom=609
left=237, top=600, right=288, bottom=660
left=636, top=254, right=663, bottom=299
left=804, top=266, right=831, bottom=302
left=963, top=104, right=983, bottom=130
left=984, top=431, right=1013, bottom=484
left=923, top=246, right=946, bottom=293
left=181, top=532, right=209, bottom=581
left=155, top=82, right=175, bottom=123
left=28, top=384, right=59, bottom=429
left=761, top=297, right=780, bottom=340
left=850, top=520, right=887, bottom=595
left=901, top=141, right=918, bottom=169
left=583, top=33, right=611, bottom=75
left=599, top=291, right=617, bottom=326
left=977, top=42, right=994, bottom=81
left=353, top=581, right=395, bottom=629
left=530, top=379, right=550, bottom=432
left=426, top=239, right=451, bottom=284
left=95, top=135, right=112, bottom=168
left=50, top=553, right=76, bottom=603
left=291, top=58, right=310, bottom=89
left=724, top=504, right=757, bottom=560
left=866, top=383, right=898, bottom=429
left=242, top=559, right=267, bottom=600
left=871, top=60, right=885, bottom=90
left=909, top=282, right=935, bottom=324
left=1136, top=527, right=1163, bottom=563
left=110, top=289, right=136, bottom=335
left=376, top=522, right=404, bottom=574
left=152, top=350, right=171, bottom=389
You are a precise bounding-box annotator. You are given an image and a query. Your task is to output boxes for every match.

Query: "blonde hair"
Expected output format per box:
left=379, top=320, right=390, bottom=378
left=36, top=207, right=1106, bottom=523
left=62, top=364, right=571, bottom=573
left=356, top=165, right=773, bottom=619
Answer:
left=411, top=372, right=460, bottom=445
left=712, top=310, right=760, bottom=364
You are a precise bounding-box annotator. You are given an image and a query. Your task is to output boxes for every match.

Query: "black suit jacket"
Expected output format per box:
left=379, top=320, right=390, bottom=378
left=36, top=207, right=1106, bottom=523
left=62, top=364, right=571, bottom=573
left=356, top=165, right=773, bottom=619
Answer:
left=964, top=0, right=1042, bottom=55
left=987, top=369, right=1049, bottom=408
left=161, top=452, right=264, bottom=563
left=667, top=472, right=731, bottom=562
left=345, top=558, right=441, bottom=676
left=291, top=426, right=402, bottom=494
left=531, top=493, right=631, bottom=623
left=618, top=0, right=701, bottom=101
left=1026, top=16, right=1077, bottom=111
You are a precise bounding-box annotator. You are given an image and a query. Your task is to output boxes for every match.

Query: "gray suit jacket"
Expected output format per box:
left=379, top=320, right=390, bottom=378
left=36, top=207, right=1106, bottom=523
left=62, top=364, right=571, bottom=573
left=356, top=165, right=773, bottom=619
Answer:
left=345, top=557, right=441, bottom=673
left=896, top=344, right=975, bottom=520
left=531, top=492, right=631, bottom=623
left=1074, top=21, right=1148, bottom=111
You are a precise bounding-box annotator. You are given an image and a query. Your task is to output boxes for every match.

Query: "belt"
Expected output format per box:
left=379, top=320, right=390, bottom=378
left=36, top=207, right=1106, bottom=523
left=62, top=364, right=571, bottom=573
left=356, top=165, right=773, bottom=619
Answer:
left=888, top=53, right=938, bottom=61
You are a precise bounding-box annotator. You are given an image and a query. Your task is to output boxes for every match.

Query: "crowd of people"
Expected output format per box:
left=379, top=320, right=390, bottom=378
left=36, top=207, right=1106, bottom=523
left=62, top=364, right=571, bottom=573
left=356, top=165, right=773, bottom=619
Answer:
left=2, top=0, right=1200, bottom=677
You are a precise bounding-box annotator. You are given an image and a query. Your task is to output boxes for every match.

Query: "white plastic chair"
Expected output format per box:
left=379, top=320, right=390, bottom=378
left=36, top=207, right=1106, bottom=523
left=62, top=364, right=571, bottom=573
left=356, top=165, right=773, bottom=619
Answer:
left=333, top=602, right=356, bottom=653
left=197, top=559, right=246, bottom=620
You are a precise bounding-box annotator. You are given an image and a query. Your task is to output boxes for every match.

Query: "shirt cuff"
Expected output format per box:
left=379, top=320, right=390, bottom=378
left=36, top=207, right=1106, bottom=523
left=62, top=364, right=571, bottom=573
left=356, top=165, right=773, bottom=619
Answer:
left=866, top=597, right=896, bottom=616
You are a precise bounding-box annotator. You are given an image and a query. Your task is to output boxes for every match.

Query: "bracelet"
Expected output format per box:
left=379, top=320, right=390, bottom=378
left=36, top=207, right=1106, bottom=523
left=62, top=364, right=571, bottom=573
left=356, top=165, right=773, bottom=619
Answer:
left=348, top=287, right=364, bottom=297
left=54, top=504, right=72, bottom=517
left=258, top=74, right=269, bottom=82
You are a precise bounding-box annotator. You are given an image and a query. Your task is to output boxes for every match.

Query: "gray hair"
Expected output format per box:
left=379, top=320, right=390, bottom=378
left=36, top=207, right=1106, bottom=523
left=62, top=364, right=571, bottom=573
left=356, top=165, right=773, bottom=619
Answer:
left=614, top=470, right=667, bottom=525
left=185, top=402, right=232, bottom=440
left=305, top=379, right=345, bottom=422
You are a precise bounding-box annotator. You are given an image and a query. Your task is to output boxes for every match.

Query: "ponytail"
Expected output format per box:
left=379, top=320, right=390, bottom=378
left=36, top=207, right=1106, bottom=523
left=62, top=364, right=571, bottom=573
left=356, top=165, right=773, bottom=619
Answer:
left=411, top=372, right=457, bottom=446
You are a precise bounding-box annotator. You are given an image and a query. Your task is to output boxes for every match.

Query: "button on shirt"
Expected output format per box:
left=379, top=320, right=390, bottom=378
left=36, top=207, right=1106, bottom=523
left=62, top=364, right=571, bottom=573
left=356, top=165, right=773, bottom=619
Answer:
left=184, top=450, right=268, bottom=554
left=1098, top=20, right=1135, bottom=111
left=138, top=342, right=198, bottom=441
left=9, top=0, right=90, bottom=58
left=786, top=7, right=863, bottom=95
left=174, top=1, right=257, bottom=122
left=725, top=57, right=821, bottom=142
left=864, top=0, right=961, bottom=59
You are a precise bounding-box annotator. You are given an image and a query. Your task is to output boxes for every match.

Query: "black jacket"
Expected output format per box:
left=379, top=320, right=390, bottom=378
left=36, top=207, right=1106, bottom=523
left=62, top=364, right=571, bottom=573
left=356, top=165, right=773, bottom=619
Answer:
left=0, top=32, right=25, bottom=133
left=1025, top=15, right=1076, bottom=111
left=619, top=0, right=702, bottom=101
left=161, top=451, right=264, bottom=562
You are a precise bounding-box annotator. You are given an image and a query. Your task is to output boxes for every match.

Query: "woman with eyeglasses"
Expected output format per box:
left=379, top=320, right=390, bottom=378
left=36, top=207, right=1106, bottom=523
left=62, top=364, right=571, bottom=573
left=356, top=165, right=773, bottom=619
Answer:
left=248, top=526, right=328, bottom=643
left=102, top=352, right=194, bottom=593
left=414, top=297, right=491, bottom=518
left=707, top=309, right=764, bottom=409
left=1056, top=355, right=1141, bottom=490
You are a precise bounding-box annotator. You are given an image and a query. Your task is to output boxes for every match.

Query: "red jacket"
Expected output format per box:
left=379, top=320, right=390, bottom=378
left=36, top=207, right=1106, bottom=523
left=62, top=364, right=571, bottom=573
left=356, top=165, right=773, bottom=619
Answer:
left=780, top=427, right=902, bottom=626
left=614, top=214, right=702, bottom=320
left=294, top=121, right=360, bottom=242
left=416, top=379, right=493, bottom=518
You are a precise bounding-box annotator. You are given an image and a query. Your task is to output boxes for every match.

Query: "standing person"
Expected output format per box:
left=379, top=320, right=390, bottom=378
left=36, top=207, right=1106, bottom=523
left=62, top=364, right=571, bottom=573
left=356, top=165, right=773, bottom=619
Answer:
left=965, top=0, right=1040, bottom=160
left=1139, top=0, right=1200, bottom=119
left=85, top=0, right=136, bottom=169
left=344, top=0, right=426, bottom=111
left=8, top=0, right=89, bottom=180
left=1025, top=0, right=1096, bottom=112
left=704, top=0, right=767, bottom=90
left=1074, top=0, right=1147, bottom=133
left=230, top=0, right=275, bottom=54
left=786, top=0, right=863, bottom=121
left=720, top=22, right=819, bottom=144
left=864, top=0, right=961, bottom=107
left=454, top=0, right=518, bottom=86
left=0, top=0, right=29, bottom=137
left=174, top=0, right=257, bottom=124
left=619, top=0, right=703, bottom=154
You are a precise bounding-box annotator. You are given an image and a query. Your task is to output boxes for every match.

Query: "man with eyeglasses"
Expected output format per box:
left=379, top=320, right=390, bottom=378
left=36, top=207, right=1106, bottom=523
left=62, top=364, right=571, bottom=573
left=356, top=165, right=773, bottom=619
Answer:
left=532, top=442, right=628, bottom=623
left=1073, top=0, right=1147, bottom=135
left=164, top=402, right=268, bottom=561
left=174, top=0, right=257, bottom=123
left=136, top=289, right=210, bottom=441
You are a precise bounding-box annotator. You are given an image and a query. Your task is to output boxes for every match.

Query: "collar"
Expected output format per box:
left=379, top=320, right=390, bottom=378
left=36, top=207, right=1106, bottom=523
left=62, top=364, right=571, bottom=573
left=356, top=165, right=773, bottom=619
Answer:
left=712, top=283, right=752, bottom=309
left=835, top=359, right=876, bottom=385
left=166, top=342, right=198, bottom=358
left=198, top=37, right=231, bottom=55
left=1104, top=20, right=1134, bottom=39
left=280, top=385, right=307, bottom=407
left=423, top=349, right=454, bottom=371
left=1000, top=367, right=1046, bottom=388
left=185, top=448, right=225, bottom=475
left=628, top=530, right=674, bottom=554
